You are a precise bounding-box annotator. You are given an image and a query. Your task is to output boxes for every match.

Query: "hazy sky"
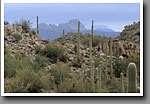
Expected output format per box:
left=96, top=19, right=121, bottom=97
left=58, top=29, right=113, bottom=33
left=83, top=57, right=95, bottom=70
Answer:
left=4, top=3, right=140, bottom=32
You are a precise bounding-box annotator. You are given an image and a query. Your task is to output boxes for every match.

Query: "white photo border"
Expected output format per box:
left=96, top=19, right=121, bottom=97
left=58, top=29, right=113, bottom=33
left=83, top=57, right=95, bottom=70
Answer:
left=1, top=0, right=143, bottom=96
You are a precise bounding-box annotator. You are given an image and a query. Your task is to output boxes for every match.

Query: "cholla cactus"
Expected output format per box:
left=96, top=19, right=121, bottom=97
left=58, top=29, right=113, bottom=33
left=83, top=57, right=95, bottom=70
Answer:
left=120, top=72, right=124, bottom=93
left=127, top=63, right=137, bottom=93
left=37, top=16, right=39, bottom=35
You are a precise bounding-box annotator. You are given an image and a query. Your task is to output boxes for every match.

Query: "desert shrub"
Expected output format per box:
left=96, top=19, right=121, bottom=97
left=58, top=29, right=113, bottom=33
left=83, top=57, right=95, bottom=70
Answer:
left=4, top=68, right=53, bottom=93
left=4, top=21, right=9, bottom=25
left=72, top=57, right=82, bottom=67
left=5, top=52, right=47, bottom=78
left=4, top=53, right=38, bottom=78
left=107, top=78, right=121, bottom=93
left=82, top=36, right=90, bottom=47
left=113, top=56, right=127, bottom=77
left=15, top=19, right=32, bottom=33
left=57, top=72, right=87, bottom=93
left=12, top=34, right=22, bottom=42
left=37, top=42, right=69, bottom=63
left=94, top=57, right=103, bottom=68
left=57, top=79, right=73, bottom=92
left=70, top=75, right=87, bottom=93
left=4, top=55, right=21, bottom=78
left=4, top=44, right=10, bottom=56
left=34, top=44, right=45, bottom=54
left=33, top=54, right=47, bottom=70
left=82, top=35, right=109, bottom=47
left=123, top=54, right=140, bottom=75
left=51, top=62, right=70, bottom=86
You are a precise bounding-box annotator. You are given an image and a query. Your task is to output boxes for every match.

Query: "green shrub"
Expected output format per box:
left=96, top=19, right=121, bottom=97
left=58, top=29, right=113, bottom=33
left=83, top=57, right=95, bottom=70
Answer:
left=51, top=62, right=70, bottom=86
left=124, top=54, right=140, bottom=75
left=12, top=34, right=22, bottom=42
left=5, top=68, right=53, bottom=93
left=113, top=56, right=127, bottom=77
left=35, top=44, right=45, bottom=54
left=4, top=54, right=34, bottom=77
left=4, top=55, right=21, bottom=78
left=82, top=36, right=90, bottom=47
left=15, top=19, right=32, bottom=33
left=82, top=35, right=109, bottom=47
left=36, top=42, right=69, bottom=63
left=5, top=49, right=48, bottom=78
left=33, top=54, right=47, bottom=71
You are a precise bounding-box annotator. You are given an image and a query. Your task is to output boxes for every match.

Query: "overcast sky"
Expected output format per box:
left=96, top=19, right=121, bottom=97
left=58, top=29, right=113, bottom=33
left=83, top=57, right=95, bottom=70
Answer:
left=4, top=3, right=140, bottom=32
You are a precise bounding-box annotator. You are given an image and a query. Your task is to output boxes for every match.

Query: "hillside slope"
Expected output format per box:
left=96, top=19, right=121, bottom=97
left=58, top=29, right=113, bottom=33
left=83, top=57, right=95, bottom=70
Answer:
left=117, top=21, right=140, bottom=48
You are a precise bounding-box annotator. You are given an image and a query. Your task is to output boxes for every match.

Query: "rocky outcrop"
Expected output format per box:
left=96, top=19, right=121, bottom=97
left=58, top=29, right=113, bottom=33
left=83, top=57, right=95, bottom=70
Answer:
left=4, top=24, right=48, bottom=60
left=96, top=39, right=139, bottom=56
left=117, top=21, right=140, bottom=49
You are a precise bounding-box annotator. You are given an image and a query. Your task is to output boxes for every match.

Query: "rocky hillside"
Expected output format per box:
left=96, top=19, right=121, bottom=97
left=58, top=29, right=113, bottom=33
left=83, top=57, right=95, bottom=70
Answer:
left=4, top=23, right=140, bottom=93
left=4, top=24, right=48, bottom=60
left=55, top=32, right=140, bottom=56
left=117, top=21, right=140, bottom=48
left=5, top=24, right=139, bottom=73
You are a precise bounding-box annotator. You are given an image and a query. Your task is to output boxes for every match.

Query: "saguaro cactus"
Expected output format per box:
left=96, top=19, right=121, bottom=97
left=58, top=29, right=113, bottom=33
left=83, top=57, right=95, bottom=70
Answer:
left=89, top=25, right=94, bottom=92
left=92, top=20, right=94, bottom=44
left=110, top=37, right=113, bottom=78
left=105, top=45, right=108, bottom=84
left=63, top=29, right=65, bottom=42
left=120, top=72, right=124, bottom=93
left=97, top=66, right=102, bottom=92
left=127, top=63, right=137, bottom=93
left=37, top=16, right=39, bottom=35
left=77, top=21, right=80, bottom=59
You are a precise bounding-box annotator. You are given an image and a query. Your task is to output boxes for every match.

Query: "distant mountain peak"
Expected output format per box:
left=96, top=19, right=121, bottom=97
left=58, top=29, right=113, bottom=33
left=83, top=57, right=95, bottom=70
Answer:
left=68, top=19, right=79, bottom=23
left=34, top=19, right=120, bottom=40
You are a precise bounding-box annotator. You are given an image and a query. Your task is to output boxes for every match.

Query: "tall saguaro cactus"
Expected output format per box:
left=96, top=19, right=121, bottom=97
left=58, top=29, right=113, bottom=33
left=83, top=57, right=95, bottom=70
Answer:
left=110, top=37, right=113, bottom=78
left=97, top=66, right=102, bottom=92
left=63, top=29, right=65, bottom=42
left=120, top=72, right=124, bottom=93
left=89, top=20, right=95, bottom=92
left=92, top=20, right=94, bottom=44
left=127, top=63, right=137, bottom=93
left=105, top=45, right=108, bottom=84
left=37, top=16, right=39, bottom=35
left=77, top=21, right=80, bottom=59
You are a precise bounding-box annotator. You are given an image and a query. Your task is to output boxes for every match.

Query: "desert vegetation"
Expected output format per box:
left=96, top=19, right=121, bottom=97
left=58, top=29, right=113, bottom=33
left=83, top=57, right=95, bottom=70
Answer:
left=4, top=18, right=140, bottom=93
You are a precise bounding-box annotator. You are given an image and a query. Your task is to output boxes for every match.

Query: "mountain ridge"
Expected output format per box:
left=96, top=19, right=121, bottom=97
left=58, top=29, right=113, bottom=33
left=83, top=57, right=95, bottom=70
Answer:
left=34, top=19, right=120, bottom=40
